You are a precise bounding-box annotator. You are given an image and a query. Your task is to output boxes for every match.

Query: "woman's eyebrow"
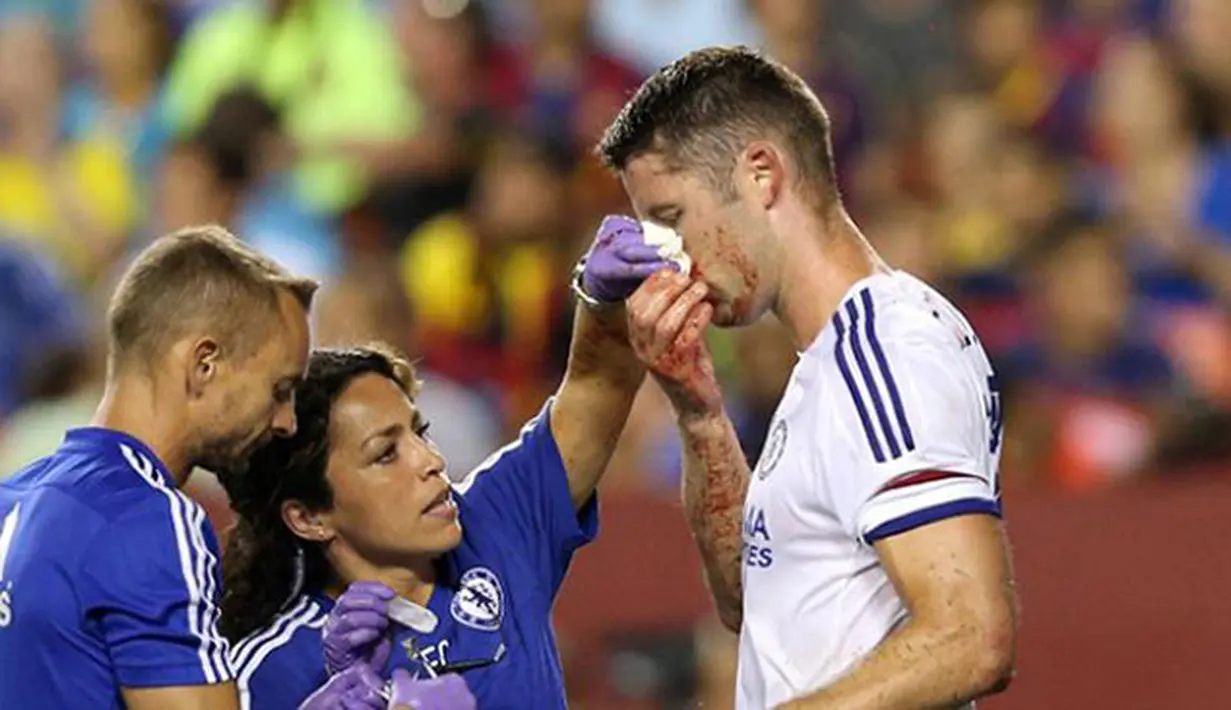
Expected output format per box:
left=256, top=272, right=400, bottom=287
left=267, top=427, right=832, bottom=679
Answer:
left=362, top=423, right=403, bottom=447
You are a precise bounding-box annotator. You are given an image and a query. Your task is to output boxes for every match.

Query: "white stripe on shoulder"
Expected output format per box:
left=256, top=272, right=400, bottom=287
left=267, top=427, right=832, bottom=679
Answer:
left=229, top=596, right=323, bottom=673
left=453, top=403, right=547, bottom=495
left=182, top=490, right=232, bottom=680
left=233, top=597, right=326, bottom=710
left=119, top=444, right=226, bottom=683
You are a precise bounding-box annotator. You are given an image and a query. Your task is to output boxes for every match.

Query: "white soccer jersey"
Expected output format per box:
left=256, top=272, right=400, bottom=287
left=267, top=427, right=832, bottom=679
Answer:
left=736, top=270, right=1004, bottom=710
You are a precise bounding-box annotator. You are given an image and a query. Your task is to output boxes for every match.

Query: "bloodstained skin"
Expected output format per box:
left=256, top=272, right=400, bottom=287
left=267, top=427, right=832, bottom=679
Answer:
left=639, top=285, right=721, bottom=413
left=708, top=226, right=760, bottom=324
left=628, top=269, right=751, bottom=619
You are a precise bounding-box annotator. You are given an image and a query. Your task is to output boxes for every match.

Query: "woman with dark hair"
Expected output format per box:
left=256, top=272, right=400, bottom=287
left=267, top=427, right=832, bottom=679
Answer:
left=217, top=219, right=688, bottom=708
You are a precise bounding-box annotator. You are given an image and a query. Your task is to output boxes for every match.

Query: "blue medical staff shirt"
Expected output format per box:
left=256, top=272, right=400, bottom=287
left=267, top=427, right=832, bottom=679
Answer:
left=232, top=403, right=598, bottom=709
left=0, top=428, right=233, bottom=709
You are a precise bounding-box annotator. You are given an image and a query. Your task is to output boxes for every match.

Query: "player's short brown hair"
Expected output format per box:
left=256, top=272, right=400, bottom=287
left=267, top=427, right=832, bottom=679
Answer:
left=106, top=224, right=318, bottom=371
left=597, top=45, right=839, bottom=205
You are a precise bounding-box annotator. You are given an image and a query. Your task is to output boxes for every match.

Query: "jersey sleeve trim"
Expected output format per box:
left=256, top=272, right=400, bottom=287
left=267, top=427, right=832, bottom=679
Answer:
left=878, top=470, right=983, bottom=493
left=863, top=497, right=1001, bottom=544
left=832, top=289, right=916, bottom=464
left=119, top=444, right=233, bottom=684
left=231, top=597, right=326, bottom=710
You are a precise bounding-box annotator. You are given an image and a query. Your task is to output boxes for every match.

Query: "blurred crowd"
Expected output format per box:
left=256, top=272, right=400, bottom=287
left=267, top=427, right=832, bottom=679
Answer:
left=1, top=0, right=1229, bottom=503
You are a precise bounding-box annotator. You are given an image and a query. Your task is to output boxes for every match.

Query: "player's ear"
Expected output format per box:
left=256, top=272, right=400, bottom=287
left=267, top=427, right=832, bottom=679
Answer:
left=282, top=499, right=336, bottom=544
left=741, top=141, right=785, bottom=210
left=187, top=337, right=222, bottom=396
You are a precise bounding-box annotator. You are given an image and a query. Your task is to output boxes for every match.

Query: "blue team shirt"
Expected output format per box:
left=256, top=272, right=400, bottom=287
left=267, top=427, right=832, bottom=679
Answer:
left=232, top=403, right=598, bottom=710
left=0, top=428, right=232, bottom=709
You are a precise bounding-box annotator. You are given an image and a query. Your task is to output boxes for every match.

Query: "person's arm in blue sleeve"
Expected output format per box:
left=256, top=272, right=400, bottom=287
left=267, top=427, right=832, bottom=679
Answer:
left=79, top=495, right=239, bottom=710
left=457, top=217, right=668, bottom=592
left=550, top=302, right=646, bottom=509
left=457, top=300, right=644, bottom=595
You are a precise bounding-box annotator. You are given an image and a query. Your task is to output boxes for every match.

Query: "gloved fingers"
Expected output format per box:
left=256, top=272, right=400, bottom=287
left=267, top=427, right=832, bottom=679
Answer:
left=338, top=627, right=384, bottom=650
left=344, top=581, right=397, bottom=600
left=333, top=610, right=389, bottom=633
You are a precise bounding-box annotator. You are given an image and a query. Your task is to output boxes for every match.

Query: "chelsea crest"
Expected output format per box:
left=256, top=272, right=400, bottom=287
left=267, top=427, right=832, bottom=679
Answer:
left=451, top=567, right=505, bottom=631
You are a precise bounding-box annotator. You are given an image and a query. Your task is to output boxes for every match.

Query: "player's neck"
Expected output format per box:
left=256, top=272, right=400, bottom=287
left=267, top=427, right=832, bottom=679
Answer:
left=91, top=372, right=194, bottom=486
left=774, top=207, right=889, bottom=351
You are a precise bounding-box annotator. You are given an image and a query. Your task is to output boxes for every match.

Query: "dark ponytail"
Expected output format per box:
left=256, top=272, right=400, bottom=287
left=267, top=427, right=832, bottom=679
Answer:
left=218, top=344, right=420, bottom=643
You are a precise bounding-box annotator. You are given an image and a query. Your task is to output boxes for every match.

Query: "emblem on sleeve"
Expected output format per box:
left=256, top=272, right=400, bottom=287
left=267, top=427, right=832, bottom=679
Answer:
left=451, top=567, right=504, bottom=631
left=755, top=419, right=788, bottom=480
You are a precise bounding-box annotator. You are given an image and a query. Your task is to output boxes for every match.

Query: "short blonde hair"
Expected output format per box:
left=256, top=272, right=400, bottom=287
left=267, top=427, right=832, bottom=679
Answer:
left=106, top=225, right=318, bottom=370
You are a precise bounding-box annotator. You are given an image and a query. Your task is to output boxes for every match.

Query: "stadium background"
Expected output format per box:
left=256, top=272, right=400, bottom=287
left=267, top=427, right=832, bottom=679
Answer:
left=0, top=0, right=1228, bottom=707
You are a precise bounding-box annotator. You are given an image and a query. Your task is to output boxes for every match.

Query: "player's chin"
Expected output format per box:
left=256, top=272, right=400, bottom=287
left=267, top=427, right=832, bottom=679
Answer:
left=416, top=515, right=464, bottom=553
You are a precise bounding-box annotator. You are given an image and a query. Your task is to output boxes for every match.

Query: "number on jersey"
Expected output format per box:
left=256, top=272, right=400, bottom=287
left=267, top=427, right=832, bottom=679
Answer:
left=986, top=375, right=1004, bottom=455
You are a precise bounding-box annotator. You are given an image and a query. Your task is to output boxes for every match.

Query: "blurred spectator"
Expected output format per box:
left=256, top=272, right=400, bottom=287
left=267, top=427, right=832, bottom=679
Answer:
left=749, top=0, right=867, bottom=201
left=1000, top=219, right=1177, bottom=491
left=867, top=199, right=946, bottom=285
left=398, top=129, right=574, bottom=429
left=163, top=0, right=417, bottom=213
left=0, top=0, right=81, bottom=37
left=157, top=87, right=342, bottom=284
left=66, top=0, right=174, bottom=186
left=590, top=0, right=759, bottom=77
left=488, top=0, right=641, bottom=158
left=1171, top=0, right=1231, bottom=306
left=0, top=239, right=85, bottom=424
left=1091, top=34, right=1231, bottom=407
left=924, top=94, right=1022, bottom=279
left=0, top=13, right=136, bottom=281
left=965, top=0, right=1096, bottom=155
left=360, top=0, right=495, bottom=239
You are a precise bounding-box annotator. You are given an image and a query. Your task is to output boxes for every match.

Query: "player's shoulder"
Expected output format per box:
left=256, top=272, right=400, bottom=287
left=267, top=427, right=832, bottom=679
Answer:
left=809, top=271, right=973, bottom=377
left=802, top=272, right=988, bottom=460
left=30, top=428, right=185, bottom=523
left=231, top=596, right=329, bottom=692
left=453, top=399, right=559, bottom=498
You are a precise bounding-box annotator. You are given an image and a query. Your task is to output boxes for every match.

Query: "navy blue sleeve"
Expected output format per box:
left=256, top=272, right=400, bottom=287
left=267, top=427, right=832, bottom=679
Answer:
left=454, top=400, right=599, bottom=597
left=78, top=491, right=233, bottom=688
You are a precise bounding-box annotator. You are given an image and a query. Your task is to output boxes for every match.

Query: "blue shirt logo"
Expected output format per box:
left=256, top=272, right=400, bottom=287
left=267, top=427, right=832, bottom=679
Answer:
left=450, top=567, right=504, bottom=632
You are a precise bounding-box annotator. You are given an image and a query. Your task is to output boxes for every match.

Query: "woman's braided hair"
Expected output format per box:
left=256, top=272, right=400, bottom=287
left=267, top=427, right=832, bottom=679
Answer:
left=218, top=343, right=419, bottom=643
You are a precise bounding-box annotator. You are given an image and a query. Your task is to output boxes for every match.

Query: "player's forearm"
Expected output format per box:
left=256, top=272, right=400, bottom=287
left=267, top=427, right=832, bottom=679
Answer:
left=678, top=411, right=750, bottom=631
left=778, top=614, right=1014, bottom=710
left=553, top=305, right=646, bottom=507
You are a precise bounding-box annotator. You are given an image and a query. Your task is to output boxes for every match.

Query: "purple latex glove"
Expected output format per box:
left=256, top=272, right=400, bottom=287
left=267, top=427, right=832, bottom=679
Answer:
left=298, top=664, right=386, bottom=710
left=387, top=669, right=476, bottom=710
left=324, top=581, right=396, bottom=675
left=581, top=214, right=678, bottom=303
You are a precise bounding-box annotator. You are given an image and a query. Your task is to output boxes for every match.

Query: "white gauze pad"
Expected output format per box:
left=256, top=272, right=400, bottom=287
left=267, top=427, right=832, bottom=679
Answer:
left=640, top=220, right=692, bottom=276
left=387, top=597, right=439, bottom=634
